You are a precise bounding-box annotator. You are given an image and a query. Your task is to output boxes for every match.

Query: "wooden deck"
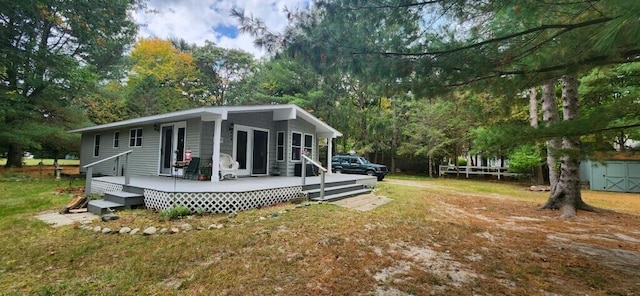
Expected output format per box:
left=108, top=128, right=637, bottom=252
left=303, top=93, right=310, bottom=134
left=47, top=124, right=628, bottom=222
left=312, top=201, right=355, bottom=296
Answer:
left=89, top=174, right=378, bottom=213
left=93, top=174, right=377, bottom=193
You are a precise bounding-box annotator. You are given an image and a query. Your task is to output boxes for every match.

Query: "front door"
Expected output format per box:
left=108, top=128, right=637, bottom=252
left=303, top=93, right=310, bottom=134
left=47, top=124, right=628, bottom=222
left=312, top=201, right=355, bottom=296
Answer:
left=159, top=122, right=186, bottom=175
left=233, top=125, right=269, bottom=176
left=252, top=130, right=268, bottom=175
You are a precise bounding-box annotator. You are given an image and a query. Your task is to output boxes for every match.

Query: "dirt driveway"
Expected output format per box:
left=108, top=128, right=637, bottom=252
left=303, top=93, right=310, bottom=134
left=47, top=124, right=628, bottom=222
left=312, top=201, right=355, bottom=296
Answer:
left=382, top=179, right=640, bottom=293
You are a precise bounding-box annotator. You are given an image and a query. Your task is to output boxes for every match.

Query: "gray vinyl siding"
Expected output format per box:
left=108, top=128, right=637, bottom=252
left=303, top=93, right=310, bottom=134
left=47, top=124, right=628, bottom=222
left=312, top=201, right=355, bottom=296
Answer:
left=285, top=118, right=316, bottom=176
left=79, top=126, right=160, bottom=176
left=273, top=121, right=287, bottom=175
left=220, top=121, right=233, bottom=155
left=200, top=121, right=214, bottom=165
left=186, top=118, right=201, bottom=159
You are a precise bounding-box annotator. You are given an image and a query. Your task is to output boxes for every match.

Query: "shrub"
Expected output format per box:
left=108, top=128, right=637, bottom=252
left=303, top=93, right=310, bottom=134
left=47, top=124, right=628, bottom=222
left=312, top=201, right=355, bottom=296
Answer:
left=508, top=144, right=542, bottom=174
left=161, top=205, right=192, bottom=220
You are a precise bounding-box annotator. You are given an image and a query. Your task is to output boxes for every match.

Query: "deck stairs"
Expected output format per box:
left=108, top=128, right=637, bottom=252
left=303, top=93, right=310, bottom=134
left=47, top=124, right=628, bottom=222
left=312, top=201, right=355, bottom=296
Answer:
left=87, top=185, right=145, bottom=215
left=303, top=179, right=371, bottom=202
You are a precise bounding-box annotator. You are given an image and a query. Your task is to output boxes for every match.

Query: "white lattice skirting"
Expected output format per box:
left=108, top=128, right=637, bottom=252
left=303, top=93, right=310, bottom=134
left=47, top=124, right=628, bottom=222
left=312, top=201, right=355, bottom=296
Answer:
left=91, top=180, right=124, bottom=196
left=144, top=186, right=303, bottom=213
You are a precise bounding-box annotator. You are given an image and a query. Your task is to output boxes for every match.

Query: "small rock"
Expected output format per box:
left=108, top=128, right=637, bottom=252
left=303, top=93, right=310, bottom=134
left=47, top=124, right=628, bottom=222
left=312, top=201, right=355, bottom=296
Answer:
left=271, top=213, right=279, bottom=218
left=228, top=212, right=237, bottom=218
left=170, top=227, right=180, bottom=234
left=101, top=214, right=119, bottom=222
left=180, top=223, right=192, bottom=231
left=102, top=228, right=112, bottom=234
left=93, top=226, right=102, bottom=232
left=208, top=224, right=224, bottom=230
left=160, top=228, right=168, bottom=234
left=259, top=216, right=267, bottom=221
left=196, top=226, right=204, bottom=231
left=143, top=226, right=157, bottom=235
left=130, top=228, right=140, bottom=235
left=119, top=227, right=132, bottom=234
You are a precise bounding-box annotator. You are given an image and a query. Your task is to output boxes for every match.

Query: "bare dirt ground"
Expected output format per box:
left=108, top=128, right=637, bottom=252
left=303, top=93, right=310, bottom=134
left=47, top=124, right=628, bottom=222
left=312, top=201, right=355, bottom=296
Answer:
left=384, top=179, right=640, bottom=294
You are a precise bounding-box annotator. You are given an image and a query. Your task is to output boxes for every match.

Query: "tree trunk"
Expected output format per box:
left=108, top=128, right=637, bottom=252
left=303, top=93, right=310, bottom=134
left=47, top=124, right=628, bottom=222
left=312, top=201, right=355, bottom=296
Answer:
left=541, top=80, right=560, bottom=188
left=528, top=87, right=545, bottom=185
left=540, top=75, right=597, bottom=218
left=6, top=143, right=23, bottom=168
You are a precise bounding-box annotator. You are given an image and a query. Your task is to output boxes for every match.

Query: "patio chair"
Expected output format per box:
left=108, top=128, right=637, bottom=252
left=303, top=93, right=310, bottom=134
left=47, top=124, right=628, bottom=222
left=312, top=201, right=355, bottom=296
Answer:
left=182, top=157, right=200, bottom=180
left=219, top=153, right=239, bottom=180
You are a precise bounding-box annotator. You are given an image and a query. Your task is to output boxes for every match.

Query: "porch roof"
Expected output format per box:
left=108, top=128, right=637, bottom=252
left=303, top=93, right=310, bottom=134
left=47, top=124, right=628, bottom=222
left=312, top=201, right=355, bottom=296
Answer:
left=69, top=104, right=342, bottom=138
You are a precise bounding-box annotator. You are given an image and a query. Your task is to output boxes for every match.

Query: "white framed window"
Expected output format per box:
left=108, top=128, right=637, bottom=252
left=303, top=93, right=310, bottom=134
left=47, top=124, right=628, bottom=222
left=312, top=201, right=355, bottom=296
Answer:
left=129, top=128, right=143, bottom=147
left=304, top=134, right=314, bottom=157
left=113, top=131, right=120, bottom=148
left=291, top=132, right=301, bottom=161
left=93, top=134, right=101, bottom=157
left=276, top=131, right=284, bottom=162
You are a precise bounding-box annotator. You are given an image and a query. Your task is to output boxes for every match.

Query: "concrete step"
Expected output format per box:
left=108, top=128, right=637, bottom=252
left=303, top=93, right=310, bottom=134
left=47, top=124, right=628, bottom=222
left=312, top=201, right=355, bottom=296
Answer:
left=104, top=191, right=144, bottom=207
left=303, top=184, right=366, bottom=199
left=310, top=188, right=371, bottom=202
left=87, top=200, right=125, bottom=216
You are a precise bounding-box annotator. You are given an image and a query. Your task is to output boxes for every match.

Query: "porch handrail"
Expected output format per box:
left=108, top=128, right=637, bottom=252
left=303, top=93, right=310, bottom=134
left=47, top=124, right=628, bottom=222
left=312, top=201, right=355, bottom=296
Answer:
left=83, top=150, right=133, bottom=198
left=301, top=154, right=328, bottom=201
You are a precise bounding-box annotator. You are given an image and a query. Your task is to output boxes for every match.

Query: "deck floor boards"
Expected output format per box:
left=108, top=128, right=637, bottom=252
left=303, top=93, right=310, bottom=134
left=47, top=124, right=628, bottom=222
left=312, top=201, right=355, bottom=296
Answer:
left=94, top=174, right=376, bottom=193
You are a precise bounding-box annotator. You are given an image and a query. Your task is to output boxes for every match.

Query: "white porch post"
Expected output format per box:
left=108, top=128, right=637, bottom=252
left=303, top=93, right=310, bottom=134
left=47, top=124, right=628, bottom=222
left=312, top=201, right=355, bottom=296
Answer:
left=211, top=118, right=222, bottom=183
left=327, top=137, right=333, bottom=174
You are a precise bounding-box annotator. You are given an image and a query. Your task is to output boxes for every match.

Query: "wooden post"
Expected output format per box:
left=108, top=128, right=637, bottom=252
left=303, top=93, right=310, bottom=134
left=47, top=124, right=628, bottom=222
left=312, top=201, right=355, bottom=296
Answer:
left=85, top=167, right=93, bottom=198
left=301, top=156, right=307, bottom=185
left=124, top=154, right=130, bottom=185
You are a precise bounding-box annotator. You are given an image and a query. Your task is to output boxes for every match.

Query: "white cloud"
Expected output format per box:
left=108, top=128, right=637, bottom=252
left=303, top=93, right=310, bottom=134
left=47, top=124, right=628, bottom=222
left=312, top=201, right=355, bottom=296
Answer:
left=133, top=0, right=307, bottom=58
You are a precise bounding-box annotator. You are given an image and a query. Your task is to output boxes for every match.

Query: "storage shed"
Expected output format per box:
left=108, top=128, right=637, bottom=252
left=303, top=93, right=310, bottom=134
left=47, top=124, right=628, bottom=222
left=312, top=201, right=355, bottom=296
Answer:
left=580, top=159, right=640, bottom=193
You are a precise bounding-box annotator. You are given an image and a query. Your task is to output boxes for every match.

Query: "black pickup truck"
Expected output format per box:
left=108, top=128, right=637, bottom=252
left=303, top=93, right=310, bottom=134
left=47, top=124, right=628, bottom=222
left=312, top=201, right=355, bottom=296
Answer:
left=331, top=155, right=388, bottom=181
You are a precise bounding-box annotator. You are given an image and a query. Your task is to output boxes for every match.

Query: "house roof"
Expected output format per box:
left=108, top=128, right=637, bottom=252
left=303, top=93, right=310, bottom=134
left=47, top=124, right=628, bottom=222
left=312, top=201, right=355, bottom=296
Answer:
left=69, top=104, right=342, bottom=138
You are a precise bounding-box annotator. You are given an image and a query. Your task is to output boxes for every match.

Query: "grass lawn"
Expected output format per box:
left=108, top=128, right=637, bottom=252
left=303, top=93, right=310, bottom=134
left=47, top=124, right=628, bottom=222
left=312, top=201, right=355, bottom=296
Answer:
left=0, top=173, right=639, bottom=295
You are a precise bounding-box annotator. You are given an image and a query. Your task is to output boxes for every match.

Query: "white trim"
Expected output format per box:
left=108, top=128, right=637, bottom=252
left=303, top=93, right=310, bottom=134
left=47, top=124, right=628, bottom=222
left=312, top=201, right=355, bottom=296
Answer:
left=157, top=122, right=186, bottom=176
left=93, top=134, right=101, bottom=157
left=232, top=124, right=270, bottom=177
left=128, top=127, right=143, bottom=147
left=69, top=104, right=342, bottom=138
left=113, top=131, right=120, bottom=149
left=291, top=131, right=302, bottom=163
left=303, top=133, right=314, bottom=159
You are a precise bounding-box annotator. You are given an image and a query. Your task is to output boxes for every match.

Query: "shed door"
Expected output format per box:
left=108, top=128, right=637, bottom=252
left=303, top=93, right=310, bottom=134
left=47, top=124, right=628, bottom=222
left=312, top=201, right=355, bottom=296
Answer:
left=590, top=163, right=607, bottom=191
left=627, top=162, right=640, bottom=193
left=605, top=162, right=626, bottom=192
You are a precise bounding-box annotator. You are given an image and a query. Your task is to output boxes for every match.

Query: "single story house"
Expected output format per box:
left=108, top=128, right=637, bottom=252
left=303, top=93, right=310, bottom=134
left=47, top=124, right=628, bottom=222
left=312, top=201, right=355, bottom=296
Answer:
left=70, top=104, right=341, bottom=180
left=69, top=104, right=376, bottom=214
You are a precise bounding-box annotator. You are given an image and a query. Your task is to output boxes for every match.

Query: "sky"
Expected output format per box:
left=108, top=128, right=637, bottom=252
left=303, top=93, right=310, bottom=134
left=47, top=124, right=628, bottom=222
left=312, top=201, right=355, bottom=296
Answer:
left=133, top=0, right=308, bottom=59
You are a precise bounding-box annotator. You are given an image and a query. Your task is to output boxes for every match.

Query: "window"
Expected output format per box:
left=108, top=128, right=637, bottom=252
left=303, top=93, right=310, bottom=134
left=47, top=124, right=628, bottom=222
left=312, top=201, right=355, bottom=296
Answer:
left=93, top=134, right=100, bottom=157
left=291, top=132, right=301, bottom=161
left=129, top=128, right=143, bottom=147
left=113, top=131, right=120, bottom=148
left=276, top=131, right=284, bottom=162
left=304, top=134, right=313, bottom=157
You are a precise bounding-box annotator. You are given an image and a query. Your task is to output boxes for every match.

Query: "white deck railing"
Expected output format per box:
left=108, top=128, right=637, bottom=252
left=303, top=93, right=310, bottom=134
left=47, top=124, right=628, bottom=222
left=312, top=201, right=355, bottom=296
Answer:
left=301, top=154, right=328, bottom=201
left=83, top=150, right=133, bottom=197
